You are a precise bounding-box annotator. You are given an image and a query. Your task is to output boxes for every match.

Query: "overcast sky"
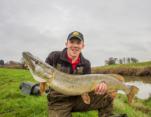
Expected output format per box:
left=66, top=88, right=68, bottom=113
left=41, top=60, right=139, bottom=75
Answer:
left=0, top=0, right=151, bottom=66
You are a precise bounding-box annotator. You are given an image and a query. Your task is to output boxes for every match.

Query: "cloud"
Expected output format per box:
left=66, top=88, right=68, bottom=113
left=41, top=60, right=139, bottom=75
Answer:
left=0, top=0, right=151, bottom=66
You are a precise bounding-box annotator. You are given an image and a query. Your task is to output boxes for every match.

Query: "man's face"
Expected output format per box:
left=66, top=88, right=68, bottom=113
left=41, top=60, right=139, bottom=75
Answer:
left=66, top=38, right=84, bottom=58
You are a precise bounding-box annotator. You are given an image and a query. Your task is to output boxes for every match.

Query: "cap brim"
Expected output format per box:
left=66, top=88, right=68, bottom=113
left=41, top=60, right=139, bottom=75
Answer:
left=68, top=36, right=83, bottom=41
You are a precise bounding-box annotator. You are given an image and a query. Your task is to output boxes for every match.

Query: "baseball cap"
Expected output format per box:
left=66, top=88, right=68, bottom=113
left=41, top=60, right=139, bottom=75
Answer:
left=67, top=31, right=84, bottom=41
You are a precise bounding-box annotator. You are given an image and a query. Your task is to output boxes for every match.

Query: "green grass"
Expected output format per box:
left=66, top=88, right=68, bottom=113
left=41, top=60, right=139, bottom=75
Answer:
left=0, top=68, right=151, bottom=117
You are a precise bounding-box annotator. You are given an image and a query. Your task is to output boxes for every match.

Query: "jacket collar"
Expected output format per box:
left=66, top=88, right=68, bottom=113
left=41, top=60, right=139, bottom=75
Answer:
left=60, top=48, right=86, bottom=65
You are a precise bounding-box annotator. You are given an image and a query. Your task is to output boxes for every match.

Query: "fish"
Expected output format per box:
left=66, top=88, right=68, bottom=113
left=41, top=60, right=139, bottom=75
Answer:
left=22, top=51, right=139, bottom=104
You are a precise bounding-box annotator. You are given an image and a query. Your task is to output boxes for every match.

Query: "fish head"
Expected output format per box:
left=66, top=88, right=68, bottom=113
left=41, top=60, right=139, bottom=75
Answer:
left=22, top=52, right=55, bottom=82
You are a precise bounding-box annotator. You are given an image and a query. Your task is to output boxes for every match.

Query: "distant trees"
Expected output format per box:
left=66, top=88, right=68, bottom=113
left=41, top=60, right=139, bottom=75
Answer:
left=105, top=57, right=117, bottom=65
left=130, top=58, right=138, bottom=63
left=0, top=60, right=4, bottom=65
left=0, top=58, right=27, bottom=69
left=105, top=57, right=139, bottom=65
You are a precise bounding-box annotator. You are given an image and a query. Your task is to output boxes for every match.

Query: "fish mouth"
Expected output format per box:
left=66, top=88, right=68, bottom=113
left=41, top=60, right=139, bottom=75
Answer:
left=22, top=51, right=55, bottom=83
left=22, top=52, right=47, bottom=82
left=23, top=52, right=36, bottom=62
left=22, top=52, right=36, bottom=71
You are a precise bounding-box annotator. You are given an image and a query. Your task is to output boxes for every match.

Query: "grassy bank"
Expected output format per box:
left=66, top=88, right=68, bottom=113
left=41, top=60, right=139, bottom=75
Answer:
left=0, top=68, right=151, bottom=117
left=92, top=61, right=151, bottom=76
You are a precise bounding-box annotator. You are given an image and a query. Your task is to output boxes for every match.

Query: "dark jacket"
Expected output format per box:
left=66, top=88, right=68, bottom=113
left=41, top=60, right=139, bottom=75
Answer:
left=45, top=48, right=91, bottom=99
left=45, top=48, right=91, bottom=74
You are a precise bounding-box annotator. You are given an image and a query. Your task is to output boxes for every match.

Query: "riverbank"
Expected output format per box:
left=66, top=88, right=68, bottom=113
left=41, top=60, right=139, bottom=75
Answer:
left=92, top=61, right=151, bottom=76
left=0, top=68, right=151, bottom=117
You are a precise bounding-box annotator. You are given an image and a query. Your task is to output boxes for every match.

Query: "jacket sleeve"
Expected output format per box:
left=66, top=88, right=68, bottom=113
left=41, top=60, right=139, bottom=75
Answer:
left=45, top=52, right=59, bottom=67
left=83, top=60, right=91, bottom=74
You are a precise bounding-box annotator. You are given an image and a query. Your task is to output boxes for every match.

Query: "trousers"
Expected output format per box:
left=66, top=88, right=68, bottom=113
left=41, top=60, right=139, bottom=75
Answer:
left=48, top=92, right=113, bottom=117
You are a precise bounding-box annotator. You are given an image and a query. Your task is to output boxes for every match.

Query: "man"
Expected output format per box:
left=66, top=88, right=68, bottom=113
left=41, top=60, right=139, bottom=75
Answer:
left=45, top=31, right=113, bottom=117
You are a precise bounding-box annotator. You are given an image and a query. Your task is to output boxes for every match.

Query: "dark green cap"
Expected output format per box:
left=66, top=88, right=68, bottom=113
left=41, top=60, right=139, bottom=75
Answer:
left=67, top=31, right=84, bottom=41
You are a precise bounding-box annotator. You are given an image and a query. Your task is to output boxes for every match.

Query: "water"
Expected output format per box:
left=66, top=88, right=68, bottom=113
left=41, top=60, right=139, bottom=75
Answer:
left=121, top=76, right=151, bottom=99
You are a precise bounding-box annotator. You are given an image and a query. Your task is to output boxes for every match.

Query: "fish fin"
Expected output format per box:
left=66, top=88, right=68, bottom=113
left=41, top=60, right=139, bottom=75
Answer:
left=108, top=90, right=117, bottom=99
left=81, top=93, right=91, bottom=104
left=127, top=85, right=139, bottom=104
left=39, top=82, right=47, bottom=95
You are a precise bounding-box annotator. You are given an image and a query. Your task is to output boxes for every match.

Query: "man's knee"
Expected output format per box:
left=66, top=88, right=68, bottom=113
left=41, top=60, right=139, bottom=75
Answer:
left=48, top=98, right=73, bottom=117
left=91, top=92, right=113, bottom=107
left=101, top=92, right=114, bottom=105
left=98, top=93, right=114, bottom=117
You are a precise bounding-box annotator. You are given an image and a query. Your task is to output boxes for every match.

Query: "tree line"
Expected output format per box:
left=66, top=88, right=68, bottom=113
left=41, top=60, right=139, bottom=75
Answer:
left=105, top=57, right=138, bottom=65
left=0, top=60, right=4, bottom=65
left=0, top=57, right=139, bottom=66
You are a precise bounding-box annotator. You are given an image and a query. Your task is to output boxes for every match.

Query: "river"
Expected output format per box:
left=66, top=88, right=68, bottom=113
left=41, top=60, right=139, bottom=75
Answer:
left=122, top=76, right=151, bottom=100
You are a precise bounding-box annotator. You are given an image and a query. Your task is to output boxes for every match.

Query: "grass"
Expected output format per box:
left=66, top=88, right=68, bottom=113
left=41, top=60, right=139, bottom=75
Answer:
left=0, top=68, right=151, bottom=117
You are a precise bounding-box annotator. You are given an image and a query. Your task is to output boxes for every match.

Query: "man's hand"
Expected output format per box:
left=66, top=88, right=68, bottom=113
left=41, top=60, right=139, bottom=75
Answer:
left=95, top=82, right=107, bottom=95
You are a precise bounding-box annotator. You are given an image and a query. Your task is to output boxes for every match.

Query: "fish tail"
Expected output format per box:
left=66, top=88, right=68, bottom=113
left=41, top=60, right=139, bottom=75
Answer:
left=127, top=85, right=139, bottom=104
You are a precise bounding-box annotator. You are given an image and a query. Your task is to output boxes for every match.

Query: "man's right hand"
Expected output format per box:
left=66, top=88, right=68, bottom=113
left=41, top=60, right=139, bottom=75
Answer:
left=95, top=82, right=107, bottom=95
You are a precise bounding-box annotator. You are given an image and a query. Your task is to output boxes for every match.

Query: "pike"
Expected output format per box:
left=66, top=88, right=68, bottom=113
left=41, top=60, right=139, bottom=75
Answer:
left=22, top=52, right=139, bottom=104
